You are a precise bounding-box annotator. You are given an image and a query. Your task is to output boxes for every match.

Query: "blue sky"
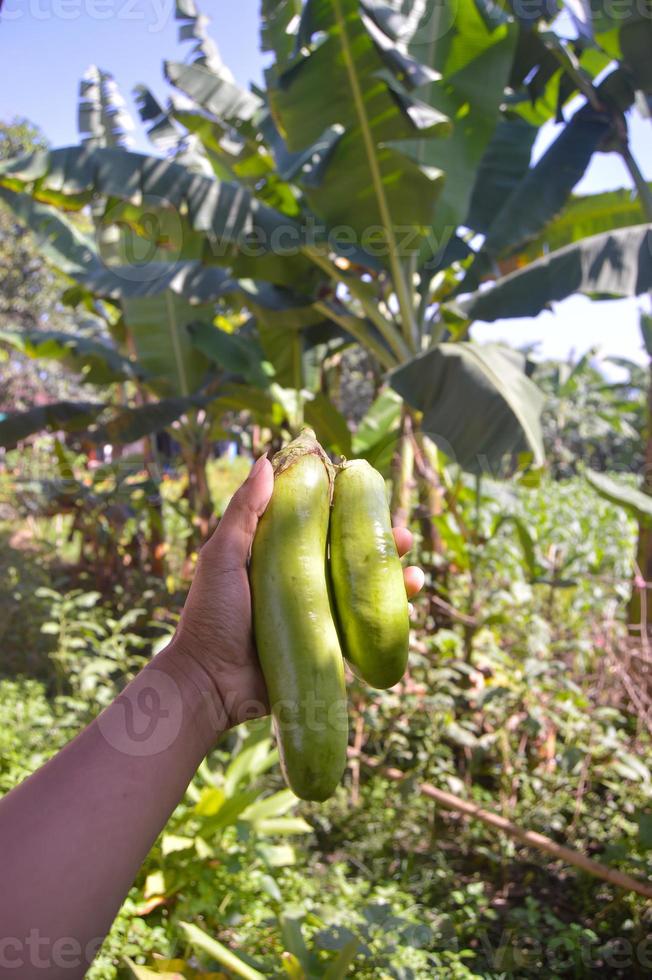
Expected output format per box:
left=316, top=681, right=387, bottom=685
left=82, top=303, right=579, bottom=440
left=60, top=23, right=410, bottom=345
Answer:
left=1, top=0, right=651, bottom=367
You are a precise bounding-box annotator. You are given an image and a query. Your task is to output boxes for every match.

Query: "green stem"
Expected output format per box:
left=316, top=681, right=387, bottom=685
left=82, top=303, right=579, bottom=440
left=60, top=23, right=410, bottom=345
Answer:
left=474, top=473, right=483, bottom=540
left=428, top=314, right=447, bottom=348
left=303, top=245, right=410, bottom=361
left=164, top=291, right=189, bottom=397
left=416, top=277, right=431, bottom=344
left=331, top=0, right=417, bottom=350
left=621, top=146, right=652, bottom=221
left=390, top=408, right=415, bottom=527
left=545, top=40, right=602, bottom=112
left=546, top=40, right=649, bottom=220
left=313, top=299, right=397, bottom=371
left=293, top=333, right=304, bottom=427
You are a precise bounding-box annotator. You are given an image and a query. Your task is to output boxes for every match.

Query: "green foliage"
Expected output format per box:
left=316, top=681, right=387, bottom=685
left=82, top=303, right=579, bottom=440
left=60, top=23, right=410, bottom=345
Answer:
left=263, top=0, right=450, bottom=255
left=3, top=0, right=651, bottom=478
left=78, top=66, right=135, bottom=150
left=0, top=678, right=74, bottom=793
left=2, top=4, right=652, bottom=978
left=37, top=586, right=157, bottom=710
left=0, top=523, right=64, bottom=678
left=2, top=464, right=651, bottom=978
left=521, top=185, right=650, bottom=261
left=5, top=0, right=634, bottom=472
left=535, top=353, right=645, bottom=478
left=88, top=898, right=168, bottom=980
left=0, top=119, right=97, bottom=412
left=464, top=103, right=613, bottom=282
left=461, top=224, right=652, bottom=322
left=585, top=470, right=652, bottom=526
left=390, top=343, right=545, bottom=473
left=0, top=401, right=105, bottom=448
left=0, top=326, right=141, bottom=385
left=0, top=118, right=47, bottom=159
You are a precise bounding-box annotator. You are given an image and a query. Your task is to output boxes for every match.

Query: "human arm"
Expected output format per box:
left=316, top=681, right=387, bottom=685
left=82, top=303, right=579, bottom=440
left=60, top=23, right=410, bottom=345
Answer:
left=0, top=455, right=423, bottom=977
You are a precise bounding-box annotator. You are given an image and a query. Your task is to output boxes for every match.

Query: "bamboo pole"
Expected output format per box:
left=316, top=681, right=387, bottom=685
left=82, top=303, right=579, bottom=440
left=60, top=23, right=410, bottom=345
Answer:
left=362, top=759, right=652, bottom=900
left=417, top=780, right=652, bottom=900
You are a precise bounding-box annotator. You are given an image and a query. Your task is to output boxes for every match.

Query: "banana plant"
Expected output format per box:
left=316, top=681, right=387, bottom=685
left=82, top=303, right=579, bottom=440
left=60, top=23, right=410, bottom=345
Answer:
left=2, top=0, right=652, bottom=518
left=0, top=65, right=345, bottom=535
left=0, top=180, right=363, bottom=546
left=0, top=186, right=222, bottom=539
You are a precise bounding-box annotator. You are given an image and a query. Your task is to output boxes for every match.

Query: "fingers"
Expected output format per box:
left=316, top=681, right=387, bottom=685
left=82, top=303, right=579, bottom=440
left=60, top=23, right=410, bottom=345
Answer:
left=404, top=565, right=425, bottom=598
left=392, top=527, right=424, bottom=599
left=203, top=456, right=274, bottom=566
left=203, top=474, right=425, bottom=588
left=392, top=526, right=413, bottom=558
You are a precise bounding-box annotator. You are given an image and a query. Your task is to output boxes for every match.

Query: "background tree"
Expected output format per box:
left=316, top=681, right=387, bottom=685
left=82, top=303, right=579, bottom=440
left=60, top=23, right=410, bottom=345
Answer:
left=2, top=0, right=651, bottom=489
left=0, top=119, right=99, bottom=413
left=535, top=352, right=645, bottom=478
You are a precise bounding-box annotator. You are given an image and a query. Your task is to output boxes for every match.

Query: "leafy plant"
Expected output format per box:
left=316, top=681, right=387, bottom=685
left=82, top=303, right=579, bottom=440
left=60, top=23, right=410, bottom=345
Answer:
left=535, top=352, right=645, bottom=478
left=3, top=0, right=651, bottom=505
left=37, top=586, right=153, bottom=707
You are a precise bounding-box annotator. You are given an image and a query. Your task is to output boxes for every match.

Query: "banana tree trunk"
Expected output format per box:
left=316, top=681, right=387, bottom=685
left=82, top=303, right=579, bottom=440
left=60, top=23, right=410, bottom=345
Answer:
left=183, top=443, right=214, bottom=545
left=147, top=492, right=166, bottom=579
left=140, top=433, right=166, bottom=578
left=414, top=432, right=443, bottom=557
left=390, top=408, right=415, bottom=528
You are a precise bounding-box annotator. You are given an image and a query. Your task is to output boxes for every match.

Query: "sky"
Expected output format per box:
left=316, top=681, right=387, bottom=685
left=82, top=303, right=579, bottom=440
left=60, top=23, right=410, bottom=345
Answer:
left=0, top=0, right=651, bottom=367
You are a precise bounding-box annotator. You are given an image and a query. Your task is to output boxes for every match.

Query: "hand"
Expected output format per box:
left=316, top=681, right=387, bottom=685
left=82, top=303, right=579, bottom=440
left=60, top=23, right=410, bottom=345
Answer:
left=173, top=455, right=425, bottom=729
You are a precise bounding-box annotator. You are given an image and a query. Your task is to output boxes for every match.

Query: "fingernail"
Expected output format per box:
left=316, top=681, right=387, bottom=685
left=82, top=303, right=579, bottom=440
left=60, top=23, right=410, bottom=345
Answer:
left=249, top=455, right=268, bottom=479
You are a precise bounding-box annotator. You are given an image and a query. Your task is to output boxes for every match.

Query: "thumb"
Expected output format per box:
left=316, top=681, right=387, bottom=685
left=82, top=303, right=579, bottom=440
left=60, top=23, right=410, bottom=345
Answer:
left=203, top=455, right=274, bottom=567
